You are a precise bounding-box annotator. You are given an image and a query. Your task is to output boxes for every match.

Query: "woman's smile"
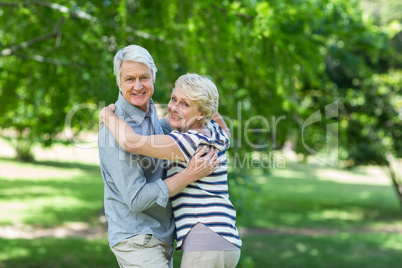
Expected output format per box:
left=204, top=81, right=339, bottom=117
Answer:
left=167, top=88, right=202, bottom=132
left=170, top=113, right=182, bottom=120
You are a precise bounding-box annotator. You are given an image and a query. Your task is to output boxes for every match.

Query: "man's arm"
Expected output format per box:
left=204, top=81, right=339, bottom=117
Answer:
left=99, top=126, right=172, bottom=213
left=164, top=146, right=218, bottom=197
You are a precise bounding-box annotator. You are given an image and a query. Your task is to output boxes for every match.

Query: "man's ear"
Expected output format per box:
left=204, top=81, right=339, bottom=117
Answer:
left=117, top=79, right=121, bottom=91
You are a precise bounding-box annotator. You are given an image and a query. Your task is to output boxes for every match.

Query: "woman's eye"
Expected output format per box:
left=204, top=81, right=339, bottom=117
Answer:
left=183, top=103, right=189, bottom=107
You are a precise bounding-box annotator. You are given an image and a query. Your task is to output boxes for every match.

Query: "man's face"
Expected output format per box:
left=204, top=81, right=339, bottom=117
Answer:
left=118, top=61, right=154, bottom=112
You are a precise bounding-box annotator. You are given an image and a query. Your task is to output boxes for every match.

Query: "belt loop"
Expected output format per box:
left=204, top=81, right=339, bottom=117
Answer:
left=144, top=234, right=152, bottom=245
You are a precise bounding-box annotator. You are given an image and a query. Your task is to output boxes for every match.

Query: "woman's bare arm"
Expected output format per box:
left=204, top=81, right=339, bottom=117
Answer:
left=100, top=104, right=186, bottom=161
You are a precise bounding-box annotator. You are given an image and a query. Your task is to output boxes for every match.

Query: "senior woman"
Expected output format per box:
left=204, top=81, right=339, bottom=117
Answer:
left=100, top=73, right=242, bottom=268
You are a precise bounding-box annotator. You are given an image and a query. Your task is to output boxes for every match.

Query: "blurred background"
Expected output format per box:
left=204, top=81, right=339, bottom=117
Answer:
left=0, top=0, right=401, bottom=267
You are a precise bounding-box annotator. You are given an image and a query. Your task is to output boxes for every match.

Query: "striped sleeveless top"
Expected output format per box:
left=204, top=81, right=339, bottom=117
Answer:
left=167, top=120, right=242, bottom=249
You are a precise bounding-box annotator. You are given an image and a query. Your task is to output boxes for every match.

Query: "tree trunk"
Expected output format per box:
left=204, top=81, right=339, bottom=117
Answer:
left=15, top=128, right=34, bottom=162
left=382, top=157, right=402, bottom=213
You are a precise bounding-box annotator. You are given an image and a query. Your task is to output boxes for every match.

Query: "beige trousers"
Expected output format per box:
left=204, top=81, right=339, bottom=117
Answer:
left=181, top=249, right=241, bottom=268
left=111, top=234, right=173, bottom=268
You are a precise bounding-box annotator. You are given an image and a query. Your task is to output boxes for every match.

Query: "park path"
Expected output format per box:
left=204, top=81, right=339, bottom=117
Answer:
left=1, top=222, right=402, bottom=240
left=0, top=222, right=107, bottom=240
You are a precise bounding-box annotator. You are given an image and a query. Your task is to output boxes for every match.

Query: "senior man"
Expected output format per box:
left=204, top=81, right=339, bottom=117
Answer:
left=98, top=45, right=218, bottom=268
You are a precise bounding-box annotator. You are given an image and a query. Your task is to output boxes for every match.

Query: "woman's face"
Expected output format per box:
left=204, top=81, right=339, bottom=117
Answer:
left=168, top=88, right=203, bottom=132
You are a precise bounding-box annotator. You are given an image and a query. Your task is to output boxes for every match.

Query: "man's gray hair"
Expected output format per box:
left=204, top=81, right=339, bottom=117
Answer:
left=113, top=45, right=158, bottom=84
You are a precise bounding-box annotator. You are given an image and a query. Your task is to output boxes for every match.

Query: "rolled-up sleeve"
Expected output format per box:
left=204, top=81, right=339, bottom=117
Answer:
left=99, top=127, right=169, bottom=213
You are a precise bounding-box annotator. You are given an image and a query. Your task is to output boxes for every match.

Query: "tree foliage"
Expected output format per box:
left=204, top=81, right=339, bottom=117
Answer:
left=0, top=1, right=118, bottom=160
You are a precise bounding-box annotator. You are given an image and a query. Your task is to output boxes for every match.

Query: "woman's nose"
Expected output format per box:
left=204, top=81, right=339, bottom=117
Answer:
left=171, top=103, right=178, bottom=112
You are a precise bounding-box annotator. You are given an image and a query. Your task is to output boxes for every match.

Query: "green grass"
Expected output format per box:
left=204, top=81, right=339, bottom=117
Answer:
left=240, top=233, right=402, bottom=268
left=0, top=158, right=103, bottom=227
left=230, top=162, right=401, bottom=231
left=1, top=234, right=401, bottom=268
left=0, top=157, right=401, bottom=268
left=0, top=237, right=115, bottom=268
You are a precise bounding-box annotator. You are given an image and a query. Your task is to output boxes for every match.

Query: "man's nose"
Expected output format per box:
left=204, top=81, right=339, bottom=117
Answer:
left=134, top=79, right=143, bottom=89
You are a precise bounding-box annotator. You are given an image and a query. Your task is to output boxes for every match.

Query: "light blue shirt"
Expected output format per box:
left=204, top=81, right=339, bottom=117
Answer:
left=159, top=117, right=173, bottom=135
left=98, top=92, right=175, bottom=247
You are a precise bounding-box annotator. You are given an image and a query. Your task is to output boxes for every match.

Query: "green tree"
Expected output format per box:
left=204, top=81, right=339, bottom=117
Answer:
left=0, top=1, right=116, bottom=160
left=0, top=1, right=400, bottom=208
left=329, top=1, right=402, bottom=208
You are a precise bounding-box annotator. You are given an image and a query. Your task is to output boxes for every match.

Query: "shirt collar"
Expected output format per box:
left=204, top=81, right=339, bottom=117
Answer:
left=116, top=92, right=155, bottom=125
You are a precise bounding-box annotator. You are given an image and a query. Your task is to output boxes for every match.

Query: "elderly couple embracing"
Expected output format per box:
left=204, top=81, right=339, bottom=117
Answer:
left=98, top=45, right=242, bottom=268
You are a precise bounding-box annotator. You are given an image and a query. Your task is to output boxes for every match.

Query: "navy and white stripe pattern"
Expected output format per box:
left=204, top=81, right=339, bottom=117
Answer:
left=167, top=120, right=242, bottom=249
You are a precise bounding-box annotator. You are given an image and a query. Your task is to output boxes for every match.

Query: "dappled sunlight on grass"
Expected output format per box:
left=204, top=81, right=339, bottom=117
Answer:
left=240, top=233, right=402, bottom=268
left=0, top=246, right=30, bottom=262
left=26, top=196, right=96, bottom=225
left=231, top=161, right=401, bottom=231
left=0, top=200, right=32, bottom=225
left=0, top=238, right=115, bottom=267
left=265, top=169, right=308, bottom=180
left=270, top=161, right=390, bottom=185
left=308, top=209, right=365, bottom=221
left=314, top=168, right=390, bottom=185
left=0, top=156, right=401, bottom=268
left=0, top=185, right=102, bottom=226
left=0, top=159, right=86, bottom=180
left=382, top=236, right=402, bottom=251
left=0, top=158, right=103, bottom=227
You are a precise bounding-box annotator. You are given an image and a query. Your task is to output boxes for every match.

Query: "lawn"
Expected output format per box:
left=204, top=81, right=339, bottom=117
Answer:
left=0, top=156, right=401, bottom=268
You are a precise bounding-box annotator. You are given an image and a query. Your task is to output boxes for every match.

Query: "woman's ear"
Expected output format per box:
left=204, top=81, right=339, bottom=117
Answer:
left=197, top=111, right=207, bottom=121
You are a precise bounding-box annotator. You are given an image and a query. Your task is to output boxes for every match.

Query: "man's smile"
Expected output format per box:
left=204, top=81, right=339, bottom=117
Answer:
left=132, top=92, right=145, bottom=96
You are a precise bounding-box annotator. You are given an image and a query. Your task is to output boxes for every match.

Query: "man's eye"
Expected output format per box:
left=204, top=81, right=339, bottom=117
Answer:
left=141, top=77, right=149, bottom=80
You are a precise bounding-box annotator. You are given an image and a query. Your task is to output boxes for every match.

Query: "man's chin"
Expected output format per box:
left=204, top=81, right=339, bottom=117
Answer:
left=131, top=101, right=149, bottom=112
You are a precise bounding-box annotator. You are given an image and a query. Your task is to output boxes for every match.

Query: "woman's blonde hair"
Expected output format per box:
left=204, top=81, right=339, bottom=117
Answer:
left=174, top=73, right=219, bottom=127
